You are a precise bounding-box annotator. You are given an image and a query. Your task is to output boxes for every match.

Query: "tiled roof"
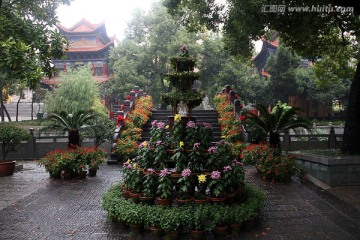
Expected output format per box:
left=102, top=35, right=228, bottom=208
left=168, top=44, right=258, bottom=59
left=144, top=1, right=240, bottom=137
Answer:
left=56, top=19, right=103, bottom=33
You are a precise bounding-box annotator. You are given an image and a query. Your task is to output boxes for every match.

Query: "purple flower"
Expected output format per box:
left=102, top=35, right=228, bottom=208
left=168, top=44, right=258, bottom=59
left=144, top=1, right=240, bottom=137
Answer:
left=223, top=165, right=232, bottom=172
left=181, top=168, right=192, bottom=177
left=208, top=146, right=217, bottom=153
left=201, top=122, right=212, bottom=129
left=233, top=160, right=244, bottom=166
left=186, top=121, right=196, bottom=128
left=159, top=169, right=170, bottom=177
left=194, top=143, right=200, bottom=149
left=151, top=120, right=158, bottom=127
left=147, top=168, right=156, bottom=174
left=155, top=140, right=162, bottom=146
left=211, top=171, right=221, bottom=179
left=157, top=122, right=166, bottom=129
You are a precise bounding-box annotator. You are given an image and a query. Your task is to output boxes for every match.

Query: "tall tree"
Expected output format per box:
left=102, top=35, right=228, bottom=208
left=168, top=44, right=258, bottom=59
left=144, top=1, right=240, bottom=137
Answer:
left=165, top=0, right=360, bottom=154
left=266, top=44, right=301, bottom=103
left=45, top=65, right=107, bottom=116
left=0, top=0, right=70, bottom=121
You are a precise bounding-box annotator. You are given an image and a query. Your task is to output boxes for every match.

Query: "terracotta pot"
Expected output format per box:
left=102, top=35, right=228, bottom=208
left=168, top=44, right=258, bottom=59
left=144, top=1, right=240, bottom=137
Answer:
left=165, top=229, right=182, bottom=240
left=175, top=197, right=192, bottom=205
left=121, top=189, right=130, bottom=199
left=139, top=195, right=154, bottom=205
left=229, top=223, right=242, bottom=235
left=214, top=225, right=229, bottom=239
left=191, top=197, right=209, bottom=204
left=156, top=197, right=172, bottom=206
left=149, top=226, right=163, bottom=238
left=129, top=192, right=141, bottom=204
left=0, top=161, right=15, bottom=177
left=128, top=223, right=144, bottom=234
left=78, top=170, right=87, bottom=179
left=49, top=171, right=62, bottom=179
left=209, top=195, right=226, bottom=204
left=191, top=230, right=206, bottom=240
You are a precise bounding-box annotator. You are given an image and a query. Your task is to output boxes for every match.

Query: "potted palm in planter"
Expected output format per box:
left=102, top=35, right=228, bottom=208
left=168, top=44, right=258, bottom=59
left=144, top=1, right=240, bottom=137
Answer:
left=0, top=125, right=29, bottom=177
left=41, top=110, right=105, bottom=149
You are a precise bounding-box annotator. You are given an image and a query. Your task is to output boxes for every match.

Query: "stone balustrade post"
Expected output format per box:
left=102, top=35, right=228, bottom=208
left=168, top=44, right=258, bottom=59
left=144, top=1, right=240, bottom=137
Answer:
left=29, top=128, right=35, bottom=159
left=129, top=91, right=136, bottom=103
left=229, top=90, right=236, bottom=106
left=328, top=126, right=336, bottom=149
left=234, top=99, right=242, bottom=117
left=283, top=130, right=290, bottom=151
left=123, top=100, right=131, bottom=112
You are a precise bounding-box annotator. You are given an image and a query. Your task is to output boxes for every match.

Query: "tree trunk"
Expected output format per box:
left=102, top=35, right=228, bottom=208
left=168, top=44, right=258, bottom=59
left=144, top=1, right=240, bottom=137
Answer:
left=16, top=97, right=21, bottom=122
left=341, top=61, right=360, bottom=154
left=68, top=129, right=80, bottom=149
left=269, top=132, right=281, bottom=152
left=2, top=103, right=11, bottom=122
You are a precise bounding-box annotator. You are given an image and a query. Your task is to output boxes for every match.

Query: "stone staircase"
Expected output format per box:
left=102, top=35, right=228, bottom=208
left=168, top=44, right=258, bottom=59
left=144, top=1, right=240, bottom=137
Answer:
left=141, top=109, right=222, bottom=142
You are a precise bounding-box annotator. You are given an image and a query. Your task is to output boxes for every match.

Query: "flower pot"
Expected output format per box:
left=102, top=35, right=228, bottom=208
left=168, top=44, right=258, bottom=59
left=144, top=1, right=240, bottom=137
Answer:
left=226, top=192, right=236, bottom=204
left=139, top=195, right=154, bottom=205
left=191, top=230, right=206, bottom=240
left=128, top=223, right=144, bottom=234
left=209, top=195, right=226, bottom=204
left=62, top=170, right=75, bottom=180
left=114, top=219, right=128, bottom=230
left=129, top=192, right=141, bottom=204
left=149, top=226, right=163, bottom=238
left=214, top=225, right=229, bottom=239
left=191, top=197, right=209, bottom=204
left=88, top=168, right=97, bottom=177
left=156, top=197, right=172, bottom=206
left=175, top=197, right=192, bottom=205
left=229, top=223, right=242, bottom=235
left=165, top=229, right=182, bottom=240
left=49, top=171, right=62, bottom=179
left=0, top=161, right=16, bottom=177
left=122, top=189, right=130, bottom=199
left=78, top=170, right=87, bottom=179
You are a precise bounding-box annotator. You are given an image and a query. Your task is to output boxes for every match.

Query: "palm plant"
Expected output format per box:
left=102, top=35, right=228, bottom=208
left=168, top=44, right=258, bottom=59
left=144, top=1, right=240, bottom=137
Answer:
left=244, top=102, right=310, bottom=150
left=41, top=110, right=106, bottom=149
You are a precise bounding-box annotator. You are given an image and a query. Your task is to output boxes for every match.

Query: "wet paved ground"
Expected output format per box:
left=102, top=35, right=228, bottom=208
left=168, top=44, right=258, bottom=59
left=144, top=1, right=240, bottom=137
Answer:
left=0, top=162, right=359, bottom=240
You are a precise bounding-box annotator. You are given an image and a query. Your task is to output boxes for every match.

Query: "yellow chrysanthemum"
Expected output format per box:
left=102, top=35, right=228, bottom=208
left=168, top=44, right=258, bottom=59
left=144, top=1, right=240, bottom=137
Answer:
left=133, top=163, right=137, bottom=169
left=165, top=125, right=169, bottom=129
left=143, top=141, right=148, bottom=147
left=198, top=174, right=206, bottom=183
left=127, top=159, right=131, bottom=164
left=179, top=141, right=184, bottom=147
left=221, top=135, right=226, bottom=139
left=174, top=114, right=181, bottom=122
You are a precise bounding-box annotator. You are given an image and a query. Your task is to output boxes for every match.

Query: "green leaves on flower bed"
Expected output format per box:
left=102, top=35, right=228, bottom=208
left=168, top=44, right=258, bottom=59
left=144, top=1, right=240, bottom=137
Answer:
left=102, top=182, right=265, bottom=231
left=161, top=90, right=205, bottom=110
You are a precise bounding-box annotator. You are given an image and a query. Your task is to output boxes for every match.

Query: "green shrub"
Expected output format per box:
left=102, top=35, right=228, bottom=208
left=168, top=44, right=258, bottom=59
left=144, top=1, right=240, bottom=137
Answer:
left=0, top=125, right=29, bottom=161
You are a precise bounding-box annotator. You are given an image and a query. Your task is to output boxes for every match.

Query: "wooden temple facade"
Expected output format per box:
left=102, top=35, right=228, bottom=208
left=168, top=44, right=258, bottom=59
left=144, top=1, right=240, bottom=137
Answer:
left=44, top=19, right=115, bottom=86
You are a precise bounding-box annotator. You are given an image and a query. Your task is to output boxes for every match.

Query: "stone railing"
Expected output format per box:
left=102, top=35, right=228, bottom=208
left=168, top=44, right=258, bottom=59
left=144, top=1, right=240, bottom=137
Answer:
left=221, top=85, right=344, bottom=150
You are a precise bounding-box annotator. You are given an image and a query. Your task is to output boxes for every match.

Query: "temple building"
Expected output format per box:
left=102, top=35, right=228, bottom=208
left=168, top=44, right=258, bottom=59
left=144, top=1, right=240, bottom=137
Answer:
left=43, top=19, right=115, bottom=86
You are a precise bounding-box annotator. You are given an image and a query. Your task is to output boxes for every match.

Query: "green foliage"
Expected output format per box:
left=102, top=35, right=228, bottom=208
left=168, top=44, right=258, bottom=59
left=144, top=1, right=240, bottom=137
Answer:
left=266, top=44, right=301, bottom=103
left=0, top=125, right=29, bottom=161
left=45, top=65, right=107, bottom=116
left=161, top=89, right=205, bottom=110
left=102, top=182, right=266, bottom=232
left=0, top=0, right=69, bottom=84
left=244, top=102, right=310, bottom=148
